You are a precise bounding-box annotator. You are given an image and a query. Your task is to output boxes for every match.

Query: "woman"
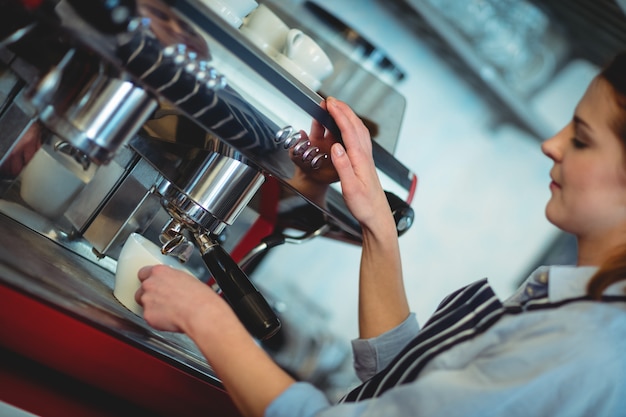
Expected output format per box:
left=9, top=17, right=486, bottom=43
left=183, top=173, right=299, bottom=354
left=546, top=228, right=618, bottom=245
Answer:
left=135, top=52, right=626, bottom=417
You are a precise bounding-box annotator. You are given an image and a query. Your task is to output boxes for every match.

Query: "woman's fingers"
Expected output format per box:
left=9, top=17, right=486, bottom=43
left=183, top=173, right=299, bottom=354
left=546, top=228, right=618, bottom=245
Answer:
left=138, top=265, right=154, bottom=281
left=326, top=97, right=371, bottom=154
left=330, top=142, right=355, bottom=185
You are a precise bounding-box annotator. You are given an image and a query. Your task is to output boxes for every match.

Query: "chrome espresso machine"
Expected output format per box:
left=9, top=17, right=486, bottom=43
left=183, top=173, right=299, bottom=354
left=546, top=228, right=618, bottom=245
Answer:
left=0, top=0, right=415, bottom=415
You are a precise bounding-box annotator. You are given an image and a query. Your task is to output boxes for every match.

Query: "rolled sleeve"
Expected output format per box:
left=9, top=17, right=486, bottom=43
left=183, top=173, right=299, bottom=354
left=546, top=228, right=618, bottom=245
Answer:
left=351, top=313, right=420, bottom=381
left=265, top=382, right=331, bottom=417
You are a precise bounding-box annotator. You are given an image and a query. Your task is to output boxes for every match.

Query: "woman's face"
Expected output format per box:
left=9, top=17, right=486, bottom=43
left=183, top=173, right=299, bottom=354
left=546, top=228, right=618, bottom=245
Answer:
left=542, top=77, right=626, bottom=241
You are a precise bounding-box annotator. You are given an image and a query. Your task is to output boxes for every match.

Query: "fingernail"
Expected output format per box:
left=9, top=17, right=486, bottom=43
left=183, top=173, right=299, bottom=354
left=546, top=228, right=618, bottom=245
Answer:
left=332, top=143, right=345, bottom=156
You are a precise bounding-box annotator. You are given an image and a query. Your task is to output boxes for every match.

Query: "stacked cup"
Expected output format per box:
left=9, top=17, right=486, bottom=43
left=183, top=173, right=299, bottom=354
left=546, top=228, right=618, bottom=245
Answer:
left=239, top=5, right=333, bottom=91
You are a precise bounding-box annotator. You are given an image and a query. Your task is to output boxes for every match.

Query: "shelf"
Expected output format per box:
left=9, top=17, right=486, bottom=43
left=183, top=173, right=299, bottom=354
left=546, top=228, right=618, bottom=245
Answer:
left=393, top=0, right=569, bottom=140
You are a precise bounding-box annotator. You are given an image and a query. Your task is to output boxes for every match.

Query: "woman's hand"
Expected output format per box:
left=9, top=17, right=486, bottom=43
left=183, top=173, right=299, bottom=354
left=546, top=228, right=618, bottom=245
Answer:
left=135, top=264, right=226, bottom=333
left=326, top=97, right=393, bottom=232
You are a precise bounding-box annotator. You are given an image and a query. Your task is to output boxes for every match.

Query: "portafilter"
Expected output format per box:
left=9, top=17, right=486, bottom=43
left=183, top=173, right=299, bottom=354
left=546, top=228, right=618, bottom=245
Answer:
left=27, top=47, right=158, bottom=166
left=156, top=150, right=281, bottom=341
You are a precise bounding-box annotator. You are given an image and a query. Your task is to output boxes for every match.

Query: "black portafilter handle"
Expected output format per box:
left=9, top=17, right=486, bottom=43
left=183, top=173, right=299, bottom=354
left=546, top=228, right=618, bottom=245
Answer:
left=385, top=191, right=414, bottom=237
left=199, top=238, right=281, bottom=341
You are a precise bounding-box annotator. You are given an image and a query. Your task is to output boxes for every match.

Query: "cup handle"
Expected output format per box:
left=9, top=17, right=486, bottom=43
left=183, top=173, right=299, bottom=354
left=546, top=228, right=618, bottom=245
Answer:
left=283, top=28, right=303, bottom=58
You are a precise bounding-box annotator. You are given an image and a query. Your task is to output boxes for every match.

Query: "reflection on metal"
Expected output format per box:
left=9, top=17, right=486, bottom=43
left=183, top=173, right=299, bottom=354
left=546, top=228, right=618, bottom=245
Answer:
left=274, top=125, right=327, bottom=170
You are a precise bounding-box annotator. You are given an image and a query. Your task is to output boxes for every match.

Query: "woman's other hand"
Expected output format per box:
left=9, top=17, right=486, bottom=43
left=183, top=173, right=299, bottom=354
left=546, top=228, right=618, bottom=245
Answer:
left=326, top=97, right=393, bottom=232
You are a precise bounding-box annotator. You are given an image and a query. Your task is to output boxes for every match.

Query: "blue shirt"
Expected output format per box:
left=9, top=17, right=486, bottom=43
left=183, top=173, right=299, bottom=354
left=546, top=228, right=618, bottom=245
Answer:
left=266, top=265, right=626, bottom=417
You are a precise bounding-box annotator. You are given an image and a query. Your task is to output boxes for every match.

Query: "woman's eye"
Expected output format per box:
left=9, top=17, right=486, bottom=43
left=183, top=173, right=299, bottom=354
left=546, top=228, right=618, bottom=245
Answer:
left=571, top=137, right=587, bottom=149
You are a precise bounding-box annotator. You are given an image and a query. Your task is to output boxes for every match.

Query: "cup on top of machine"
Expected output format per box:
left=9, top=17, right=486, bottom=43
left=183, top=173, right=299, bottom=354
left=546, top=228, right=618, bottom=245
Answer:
left=239, top=4, right=290, bottom=57
left=114, top=233, right=196, bottom=315
left=19, top=143, right=97, bottom=220
left=200, top=0, right=259, bottom=28
left=275, top=29, right=333, bottom=91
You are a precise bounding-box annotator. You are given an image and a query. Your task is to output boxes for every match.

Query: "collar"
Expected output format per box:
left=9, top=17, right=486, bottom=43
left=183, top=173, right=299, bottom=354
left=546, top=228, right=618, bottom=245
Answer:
left=543, top=265, right=626, bottom=302
left=546, top=265, right=598, bottom=302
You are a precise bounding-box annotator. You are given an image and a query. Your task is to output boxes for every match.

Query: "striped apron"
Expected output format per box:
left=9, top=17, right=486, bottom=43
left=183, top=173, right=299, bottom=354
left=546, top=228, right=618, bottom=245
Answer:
left=341, top=273, right=623, bottom=403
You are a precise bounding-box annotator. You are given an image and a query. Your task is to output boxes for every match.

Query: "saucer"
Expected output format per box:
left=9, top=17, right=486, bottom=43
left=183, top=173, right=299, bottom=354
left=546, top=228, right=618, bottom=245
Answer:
left=274, top=53, right=321, bottom=91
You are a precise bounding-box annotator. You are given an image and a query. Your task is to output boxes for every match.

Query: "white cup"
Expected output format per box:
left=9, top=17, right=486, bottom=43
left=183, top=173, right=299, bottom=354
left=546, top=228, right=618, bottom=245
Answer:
left=283, top=29, right=333, bottom=82
left=19, top=145, right=96, bottom=219
left=114, top=233, right=195, bottom=315
left=200, top=0, right=258, bottom=28
left=240, top=4, right=289, bottom=57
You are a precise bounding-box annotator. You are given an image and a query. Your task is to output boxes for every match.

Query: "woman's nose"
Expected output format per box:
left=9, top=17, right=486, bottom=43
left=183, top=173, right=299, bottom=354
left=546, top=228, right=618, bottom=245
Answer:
left=541, top=126, right=568, bottom=161
left=541, top=137, right=556, bottom=160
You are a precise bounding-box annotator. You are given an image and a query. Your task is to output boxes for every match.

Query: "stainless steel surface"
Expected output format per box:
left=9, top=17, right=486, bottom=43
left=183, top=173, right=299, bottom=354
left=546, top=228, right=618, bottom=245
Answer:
left=82, top=160, right=162, bottom=258
left=64, top=145, right=137, bottom=233
left=29, top=48, right=158, bottom=165
left=274, top=125, right=327, bottom=170
left=0, top=212, right=221, bottom=386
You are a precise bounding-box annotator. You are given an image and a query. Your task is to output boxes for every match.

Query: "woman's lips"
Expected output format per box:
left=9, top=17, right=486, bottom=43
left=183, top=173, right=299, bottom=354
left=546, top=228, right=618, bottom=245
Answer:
left=549, top=180, right=561, bottom=191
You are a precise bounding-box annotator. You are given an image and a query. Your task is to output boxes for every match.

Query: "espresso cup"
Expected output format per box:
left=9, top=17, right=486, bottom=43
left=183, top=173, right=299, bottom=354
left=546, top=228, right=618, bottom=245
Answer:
left=240, top=4, right=289, bottom=57
left=283, top=29, right=333, bottom=82
left=200, top=0, right=258, bottom=28
left=19, top=145, right=96, bottom=219
left=114, top=233, right=195, bottom=315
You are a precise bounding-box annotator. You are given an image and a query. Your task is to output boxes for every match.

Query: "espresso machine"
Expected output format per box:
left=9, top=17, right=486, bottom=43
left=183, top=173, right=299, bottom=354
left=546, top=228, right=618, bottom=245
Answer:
left=0, top=0, right=416, bottom=415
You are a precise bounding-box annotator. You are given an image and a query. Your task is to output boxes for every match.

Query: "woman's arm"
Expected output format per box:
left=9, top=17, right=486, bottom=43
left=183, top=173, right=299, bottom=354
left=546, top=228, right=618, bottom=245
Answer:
left=136, top=264, right=296, bottom=417
left=325, top=97, right=410, bottom=339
